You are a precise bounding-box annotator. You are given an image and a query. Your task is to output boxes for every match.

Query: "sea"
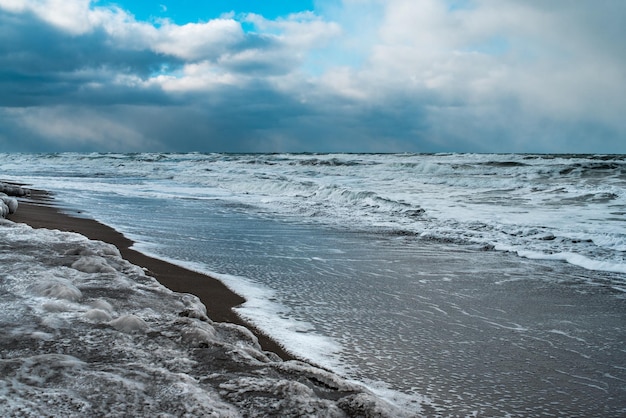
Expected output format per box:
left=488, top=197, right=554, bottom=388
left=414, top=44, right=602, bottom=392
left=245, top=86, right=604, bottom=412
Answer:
left=1, top=152, right=625, bottom=416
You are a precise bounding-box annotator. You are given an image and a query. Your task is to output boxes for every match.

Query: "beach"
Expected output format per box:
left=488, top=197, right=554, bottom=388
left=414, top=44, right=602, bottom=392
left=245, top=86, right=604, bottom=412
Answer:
left=7, top=189, right=294, bottom=361
left=1, top=183, right=406, bottom=416
left=2, top=153, right=625, bottom=416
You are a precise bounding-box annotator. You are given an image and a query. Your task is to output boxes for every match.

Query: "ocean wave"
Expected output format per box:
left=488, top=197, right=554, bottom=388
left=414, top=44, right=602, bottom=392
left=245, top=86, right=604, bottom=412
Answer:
left=292, top=157, right=375, bottom=167
left=1, top=152, right=624, bottom=274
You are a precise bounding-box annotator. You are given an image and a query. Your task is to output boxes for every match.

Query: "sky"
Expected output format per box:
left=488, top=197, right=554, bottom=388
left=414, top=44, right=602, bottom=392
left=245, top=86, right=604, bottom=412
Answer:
left=0, top=0, right=624, bottom=153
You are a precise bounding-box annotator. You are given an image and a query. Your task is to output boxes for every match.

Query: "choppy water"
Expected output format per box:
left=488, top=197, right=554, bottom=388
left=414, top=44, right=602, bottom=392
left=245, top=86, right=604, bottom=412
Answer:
left=2, top=152, right=625, bottom=415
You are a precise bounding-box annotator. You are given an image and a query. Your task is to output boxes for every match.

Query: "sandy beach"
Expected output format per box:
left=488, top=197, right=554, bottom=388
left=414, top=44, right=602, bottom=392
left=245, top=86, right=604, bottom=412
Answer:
left=7, top=188, right=295, bottom=362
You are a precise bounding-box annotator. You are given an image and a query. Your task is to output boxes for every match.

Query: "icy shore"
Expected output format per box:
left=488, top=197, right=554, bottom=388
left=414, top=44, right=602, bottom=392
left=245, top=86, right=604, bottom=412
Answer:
left=0, top=182, right=27, bottom=218
left=0, top=220, right=405, bottom=417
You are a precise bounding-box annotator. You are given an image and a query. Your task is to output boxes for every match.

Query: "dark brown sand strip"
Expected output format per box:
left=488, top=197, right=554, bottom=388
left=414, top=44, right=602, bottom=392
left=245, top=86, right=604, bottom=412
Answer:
left=7, top=190, right=295, bottom=361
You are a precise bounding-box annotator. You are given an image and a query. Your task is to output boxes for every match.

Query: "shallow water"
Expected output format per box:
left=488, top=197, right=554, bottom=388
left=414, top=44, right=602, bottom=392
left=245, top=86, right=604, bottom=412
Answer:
left=99, top=196, right=626, bottom=416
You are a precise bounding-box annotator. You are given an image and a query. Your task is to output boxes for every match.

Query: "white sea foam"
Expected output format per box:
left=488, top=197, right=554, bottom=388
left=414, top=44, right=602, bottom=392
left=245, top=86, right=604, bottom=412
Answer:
left=129, top=249, right=348, bottom=374
left=514, top=249, right=626, bottom=275
left=2, top=153, right=623, bottom=274
left=0, top=222, right=411, bottom=417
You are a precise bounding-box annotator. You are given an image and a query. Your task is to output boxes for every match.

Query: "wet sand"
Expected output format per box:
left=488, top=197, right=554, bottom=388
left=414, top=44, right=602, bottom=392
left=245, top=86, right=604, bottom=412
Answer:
left=7, top=189, right=295, bottom=361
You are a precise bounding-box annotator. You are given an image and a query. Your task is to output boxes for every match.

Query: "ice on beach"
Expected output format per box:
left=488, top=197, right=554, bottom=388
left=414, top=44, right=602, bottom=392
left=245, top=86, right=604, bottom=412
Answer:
left=0, top=182, right=29, bottom=197
left=0, top=221, right=406, bottom=417
left=0, top=182, right=29, bottom=218
left=0, top=193, right=18, bottom=217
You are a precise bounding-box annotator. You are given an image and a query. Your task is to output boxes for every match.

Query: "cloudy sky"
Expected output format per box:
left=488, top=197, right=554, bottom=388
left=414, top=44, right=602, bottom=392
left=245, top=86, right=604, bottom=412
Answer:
left=0, top=0, right=624, bottom=153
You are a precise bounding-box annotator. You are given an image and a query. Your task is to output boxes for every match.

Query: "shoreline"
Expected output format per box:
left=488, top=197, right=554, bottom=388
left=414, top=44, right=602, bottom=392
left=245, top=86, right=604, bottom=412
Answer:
left=7, top=188, right=296, bottom=362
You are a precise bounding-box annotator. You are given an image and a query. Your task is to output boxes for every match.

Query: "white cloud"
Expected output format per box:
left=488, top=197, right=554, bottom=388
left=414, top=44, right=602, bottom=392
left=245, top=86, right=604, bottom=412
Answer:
left=90, top=8, right=245, bottom=61
left=152, top=19, right=244, bottom=60
left=147, top=61, right=239, bottom=92
left=316, top=0, right=625, bottom=137
left=244, top=12, right=342, bottom=49
left=0, top=0, right=93, bottom=34
left=144, top=11, right=344, bottom=89
left=0, top=0, right=244, bottom=60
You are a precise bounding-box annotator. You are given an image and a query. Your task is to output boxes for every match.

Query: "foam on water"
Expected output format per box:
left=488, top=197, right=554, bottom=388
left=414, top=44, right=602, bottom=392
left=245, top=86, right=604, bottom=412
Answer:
left=122, top=211, right=626, bottom=416
left=133, top=249, right=347, bottom=374
left=1, top=153, right=624, bottom=275
left=513, top=248, right=626, bottom=275
left=130, top=251, right=433, bottom=414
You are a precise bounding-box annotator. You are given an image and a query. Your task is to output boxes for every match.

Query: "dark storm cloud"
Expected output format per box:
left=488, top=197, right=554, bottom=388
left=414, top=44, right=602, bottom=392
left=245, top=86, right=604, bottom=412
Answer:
left=0, top=13, right=172, bottom=75
left=0, top=11, right=183, bottom=107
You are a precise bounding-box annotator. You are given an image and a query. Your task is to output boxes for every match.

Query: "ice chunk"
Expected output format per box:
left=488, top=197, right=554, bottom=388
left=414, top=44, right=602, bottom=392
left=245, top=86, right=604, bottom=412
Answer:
left=71, top=256, right=117, bottom=274
left=30, top=331, right=54, bottom=341
left=16, top=354, right=85, bottom=386
left=178, top=317, right=218, bottom=347
left=0, top=193, right=18, bottom=217
left=0, top=182, right=29, bottom=197
left=96, top=243, right=122, bottom=258
left=178, top=293, right=210, bottom=321
left=219, top=376, right=344, bottom=417
left=0, top=182, right=26, bottom=218
left=110, top=314, right=148, bottom=333
left=85, top=309, right=113, bottom=322
left=90, top=299, right=114, bottom=313
left=41, top=316, right=68, bottom=330
left=42, top=301, right=73, bottom=312
left=33, top=279, right=82, bottom=301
